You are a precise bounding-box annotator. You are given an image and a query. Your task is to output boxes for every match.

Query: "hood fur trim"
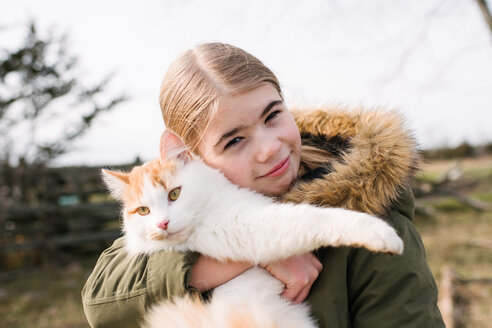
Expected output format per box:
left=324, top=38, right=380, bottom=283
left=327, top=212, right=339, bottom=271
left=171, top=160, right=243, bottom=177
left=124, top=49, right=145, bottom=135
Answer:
left=282, top=108, right=421, bottom=215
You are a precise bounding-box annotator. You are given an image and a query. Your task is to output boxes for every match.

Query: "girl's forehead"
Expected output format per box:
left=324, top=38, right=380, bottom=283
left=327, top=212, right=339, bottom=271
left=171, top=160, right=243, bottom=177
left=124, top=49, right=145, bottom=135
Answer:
left=213, top=85, right=282, bottom=127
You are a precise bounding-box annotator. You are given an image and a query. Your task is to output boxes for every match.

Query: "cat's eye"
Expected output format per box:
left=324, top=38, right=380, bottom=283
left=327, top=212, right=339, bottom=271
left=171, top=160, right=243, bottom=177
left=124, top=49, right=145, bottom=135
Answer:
left=137, top=207, right=150, bottom=216
left=168, top=187, right=181, bottom=201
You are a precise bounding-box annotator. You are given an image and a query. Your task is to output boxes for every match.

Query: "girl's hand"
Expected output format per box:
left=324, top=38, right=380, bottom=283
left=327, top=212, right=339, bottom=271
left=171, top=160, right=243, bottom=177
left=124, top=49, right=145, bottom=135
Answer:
left=263, top=252, right=323, bottom=303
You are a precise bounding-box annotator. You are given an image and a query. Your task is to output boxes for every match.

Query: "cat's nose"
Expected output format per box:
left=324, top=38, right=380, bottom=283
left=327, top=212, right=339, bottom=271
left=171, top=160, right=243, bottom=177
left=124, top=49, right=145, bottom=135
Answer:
left=157, top=220, right=169, bottom=231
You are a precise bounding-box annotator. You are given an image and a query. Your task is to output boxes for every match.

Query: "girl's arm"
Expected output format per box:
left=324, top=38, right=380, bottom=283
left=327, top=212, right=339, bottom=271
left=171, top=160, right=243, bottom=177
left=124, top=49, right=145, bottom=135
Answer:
left=189, top=255, right=252, bottom=292
left=190, top=253, right=323, bottom=303
left=82, top=239, right=200, bottom=328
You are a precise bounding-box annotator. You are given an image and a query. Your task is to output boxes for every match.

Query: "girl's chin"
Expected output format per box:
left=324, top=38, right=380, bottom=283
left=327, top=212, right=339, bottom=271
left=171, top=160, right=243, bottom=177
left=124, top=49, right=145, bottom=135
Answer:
left=259, top=175, right=296, bottom=196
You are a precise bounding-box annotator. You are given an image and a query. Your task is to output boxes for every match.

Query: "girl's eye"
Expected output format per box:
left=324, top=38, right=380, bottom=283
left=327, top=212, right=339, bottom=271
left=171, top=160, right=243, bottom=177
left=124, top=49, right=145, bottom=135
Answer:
left=168, top=187, right=181, bottom=201
left=137, top=207, right=150, bottom=216
left=265, top=110, right=281, bottom=123
left=224, top=137, right=243, bottom=150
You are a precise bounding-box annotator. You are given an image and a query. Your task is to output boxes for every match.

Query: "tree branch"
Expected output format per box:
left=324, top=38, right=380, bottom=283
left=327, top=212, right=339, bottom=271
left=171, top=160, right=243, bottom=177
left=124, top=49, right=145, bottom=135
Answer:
left=476, top=0, right=492, bottom=36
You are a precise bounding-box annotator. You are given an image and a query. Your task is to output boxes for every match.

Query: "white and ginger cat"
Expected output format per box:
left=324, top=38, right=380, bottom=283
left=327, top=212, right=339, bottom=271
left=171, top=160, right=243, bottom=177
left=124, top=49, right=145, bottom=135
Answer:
left=102, top=131, right=404, bottom=328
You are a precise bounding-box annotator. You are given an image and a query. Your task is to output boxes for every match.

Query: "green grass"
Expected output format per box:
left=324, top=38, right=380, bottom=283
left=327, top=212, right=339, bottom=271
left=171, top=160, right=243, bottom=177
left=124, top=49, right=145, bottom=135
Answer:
left=462, top=167, right=492, bottom=179
left=433, top=197, right=474, bottom=212
left=416, top=171, right=441, bottom=183
left=472, top=191, right=492, bottom=203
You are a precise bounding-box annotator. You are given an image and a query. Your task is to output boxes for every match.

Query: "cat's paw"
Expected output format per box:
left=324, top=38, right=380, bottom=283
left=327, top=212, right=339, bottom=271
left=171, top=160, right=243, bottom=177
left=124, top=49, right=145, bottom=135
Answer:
left=360, top=216, right=404, bottom=255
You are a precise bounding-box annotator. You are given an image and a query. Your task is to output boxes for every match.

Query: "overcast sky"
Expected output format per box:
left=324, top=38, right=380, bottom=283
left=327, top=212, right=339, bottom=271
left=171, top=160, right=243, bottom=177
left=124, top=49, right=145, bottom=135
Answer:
left=2, top=0, right=492, bottom=166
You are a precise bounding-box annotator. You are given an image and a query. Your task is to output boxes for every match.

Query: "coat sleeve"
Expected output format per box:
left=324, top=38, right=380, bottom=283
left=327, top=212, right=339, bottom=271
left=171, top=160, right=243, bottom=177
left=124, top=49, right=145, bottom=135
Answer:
left=347, top=188, right=445, bottom=328
left=81, top=237, right=200, bottom=328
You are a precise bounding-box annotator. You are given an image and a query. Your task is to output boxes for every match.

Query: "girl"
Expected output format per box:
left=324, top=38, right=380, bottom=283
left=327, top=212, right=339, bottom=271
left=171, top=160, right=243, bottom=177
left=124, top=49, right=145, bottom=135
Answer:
left=82, top=43, right=444, bottom=328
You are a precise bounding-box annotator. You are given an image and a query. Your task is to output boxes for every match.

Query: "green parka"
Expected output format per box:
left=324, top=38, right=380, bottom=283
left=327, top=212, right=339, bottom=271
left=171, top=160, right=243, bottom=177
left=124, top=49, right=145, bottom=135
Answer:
left=82, top=108, right=444, bottom=328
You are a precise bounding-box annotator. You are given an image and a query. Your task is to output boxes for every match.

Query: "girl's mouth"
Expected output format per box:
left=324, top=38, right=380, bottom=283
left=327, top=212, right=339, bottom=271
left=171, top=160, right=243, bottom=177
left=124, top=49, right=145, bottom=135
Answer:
left=261, top=156, right=290, bottom=178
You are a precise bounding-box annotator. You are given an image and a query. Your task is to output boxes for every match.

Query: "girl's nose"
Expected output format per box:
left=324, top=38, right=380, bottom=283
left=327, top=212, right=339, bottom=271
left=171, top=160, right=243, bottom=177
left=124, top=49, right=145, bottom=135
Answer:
left=256, top=136, right=282, bottom=163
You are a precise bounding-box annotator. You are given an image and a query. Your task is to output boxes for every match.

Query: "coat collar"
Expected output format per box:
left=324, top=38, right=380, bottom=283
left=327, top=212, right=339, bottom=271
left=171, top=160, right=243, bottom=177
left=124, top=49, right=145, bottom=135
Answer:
left=281, top=107, right=421, bottom=215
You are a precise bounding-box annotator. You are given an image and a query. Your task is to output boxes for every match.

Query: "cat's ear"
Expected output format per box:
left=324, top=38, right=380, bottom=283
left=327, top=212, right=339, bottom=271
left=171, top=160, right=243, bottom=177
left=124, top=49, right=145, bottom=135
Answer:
left=160, top=130, right=192, bottom=164
left=101, top=169, right=129, bottom=200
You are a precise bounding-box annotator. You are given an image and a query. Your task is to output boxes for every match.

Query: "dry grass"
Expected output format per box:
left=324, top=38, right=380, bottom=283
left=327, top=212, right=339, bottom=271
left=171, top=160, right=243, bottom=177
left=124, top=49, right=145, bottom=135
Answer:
left=415, top=155, right=492, bottom=327
left=422, top=155, right=492, bottom=174
left=0, top=260, right=95, bottom=328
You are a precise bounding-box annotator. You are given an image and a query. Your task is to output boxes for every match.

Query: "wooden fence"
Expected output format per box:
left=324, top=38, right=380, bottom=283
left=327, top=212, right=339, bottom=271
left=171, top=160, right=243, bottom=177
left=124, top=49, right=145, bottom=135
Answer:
left=0, top=162, right=139, bottom=270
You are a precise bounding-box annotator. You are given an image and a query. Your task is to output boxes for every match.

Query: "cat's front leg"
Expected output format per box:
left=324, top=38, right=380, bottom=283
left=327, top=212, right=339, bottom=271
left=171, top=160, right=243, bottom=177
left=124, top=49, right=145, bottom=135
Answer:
left=183, top=200, right=403, bottom=264
left=320, top=210, right=404, bottom=254
left=247, top=204, right=404, bottom=263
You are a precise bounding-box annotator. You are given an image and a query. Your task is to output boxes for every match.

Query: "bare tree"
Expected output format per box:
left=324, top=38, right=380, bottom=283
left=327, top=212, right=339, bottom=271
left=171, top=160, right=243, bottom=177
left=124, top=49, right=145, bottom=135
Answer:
left=475, top=0, right=492, bottom=35
left=0, top=21, right=127, bottom=202
left=0, top=21, right=127, bottom=166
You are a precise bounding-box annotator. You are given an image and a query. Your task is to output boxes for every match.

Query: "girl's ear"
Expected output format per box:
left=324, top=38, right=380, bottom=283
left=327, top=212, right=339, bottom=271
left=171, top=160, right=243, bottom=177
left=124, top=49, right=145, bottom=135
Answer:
left=159, top=130, right=192, bottom=163
left=101, top=169, right=130, bottom=201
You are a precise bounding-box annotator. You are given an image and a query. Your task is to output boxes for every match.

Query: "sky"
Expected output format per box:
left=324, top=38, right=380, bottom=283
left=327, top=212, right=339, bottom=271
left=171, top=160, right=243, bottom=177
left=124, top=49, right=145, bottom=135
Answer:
left=2, top=0, right=492, bottom=166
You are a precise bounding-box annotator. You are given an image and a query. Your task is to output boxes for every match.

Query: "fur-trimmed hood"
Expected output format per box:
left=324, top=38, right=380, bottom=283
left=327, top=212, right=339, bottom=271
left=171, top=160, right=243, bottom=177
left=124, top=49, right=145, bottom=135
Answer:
left=282, top=107, right=421, bottom=215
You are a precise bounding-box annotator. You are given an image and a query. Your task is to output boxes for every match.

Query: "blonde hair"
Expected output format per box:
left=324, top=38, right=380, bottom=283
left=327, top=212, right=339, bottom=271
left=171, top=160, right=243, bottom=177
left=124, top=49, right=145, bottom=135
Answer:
left=159, top=42, right=282, bottom=152
left=298, top=145, right=333, bottom=177
left=159, top=42, right=333, bottom=176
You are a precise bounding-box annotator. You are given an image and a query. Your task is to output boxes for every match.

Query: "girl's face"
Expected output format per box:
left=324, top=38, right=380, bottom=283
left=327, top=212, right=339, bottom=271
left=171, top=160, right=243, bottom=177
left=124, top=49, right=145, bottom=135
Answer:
left=197, top=84, right=301, bottom=196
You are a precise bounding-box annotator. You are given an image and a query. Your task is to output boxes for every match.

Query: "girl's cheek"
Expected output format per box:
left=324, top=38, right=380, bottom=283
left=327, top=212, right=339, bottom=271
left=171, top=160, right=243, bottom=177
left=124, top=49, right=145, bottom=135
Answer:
left=216, top=157, right=240, bottom=181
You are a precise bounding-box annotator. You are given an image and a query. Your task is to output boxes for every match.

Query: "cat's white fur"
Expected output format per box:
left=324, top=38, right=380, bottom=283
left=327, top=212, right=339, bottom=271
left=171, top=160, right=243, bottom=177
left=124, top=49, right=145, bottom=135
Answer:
left=102, top=131, right=404, bottom=328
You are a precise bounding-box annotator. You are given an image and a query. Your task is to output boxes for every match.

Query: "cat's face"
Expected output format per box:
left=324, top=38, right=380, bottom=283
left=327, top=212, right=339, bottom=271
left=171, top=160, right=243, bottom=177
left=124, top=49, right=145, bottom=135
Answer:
left=196, top=84, right=301, bottom=196
left=102, top=159, right=194, bottom=246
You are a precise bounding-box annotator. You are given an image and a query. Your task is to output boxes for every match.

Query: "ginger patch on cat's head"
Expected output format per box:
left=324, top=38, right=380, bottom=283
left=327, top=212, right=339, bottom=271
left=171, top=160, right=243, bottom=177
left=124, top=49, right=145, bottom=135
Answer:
left=102, top=158, right=181, bottom=207
left=123, top=159, right=178, bottom=203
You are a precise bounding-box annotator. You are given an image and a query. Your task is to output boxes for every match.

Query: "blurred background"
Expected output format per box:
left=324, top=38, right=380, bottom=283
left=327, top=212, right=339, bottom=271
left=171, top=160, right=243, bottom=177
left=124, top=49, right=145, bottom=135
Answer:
left=0, top=0, right=491, bottom=327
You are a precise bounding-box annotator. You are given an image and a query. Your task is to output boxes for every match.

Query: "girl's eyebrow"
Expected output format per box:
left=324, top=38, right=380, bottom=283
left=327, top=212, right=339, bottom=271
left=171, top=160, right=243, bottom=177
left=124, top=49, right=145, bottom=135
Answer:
left=214, top=100, right=283, bottom=148
left=260, top=100, right=283, bottom=118
left=214, top=126, right=245, bottom=147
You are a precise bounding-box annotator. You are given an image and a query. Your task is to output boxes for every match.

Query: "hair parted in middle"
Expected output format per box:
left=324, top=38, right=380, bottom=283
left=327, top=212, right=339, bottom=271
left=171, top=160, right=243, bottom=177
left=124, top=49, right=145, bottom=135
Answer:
left=159, top=42, right=282, bottom=152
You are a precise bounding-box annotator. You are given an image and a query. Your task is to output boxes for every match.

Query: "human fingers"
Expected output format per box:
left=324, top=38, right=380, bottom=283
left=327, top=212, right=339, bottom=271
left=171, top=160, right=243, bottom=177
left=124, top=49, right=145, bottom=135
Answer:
left=308, top=252, right=323, bottom=272
left=292, top=280, right=314, bottom=304
left=276, top=253, right=322, bottom=302
left=282, top=259, right=320, bottom=302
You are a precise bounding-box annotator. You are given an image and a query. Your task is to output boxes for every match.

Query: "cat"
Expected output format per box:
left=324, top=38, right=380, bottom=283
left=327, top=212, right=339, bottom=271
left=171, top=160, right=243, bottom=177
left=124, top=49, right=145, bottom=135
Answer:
left=101, top=130, right=404, bottom=328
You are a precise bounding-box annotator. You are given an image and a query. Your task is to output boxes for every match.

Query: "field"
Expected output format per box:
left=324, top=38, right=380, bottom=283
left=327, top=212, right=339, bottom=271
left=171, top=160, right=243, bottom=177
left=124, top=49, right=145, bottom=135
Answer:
left=0, top=156, right=491, bottom=327
left=416, top=155, right=492, bottom=327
